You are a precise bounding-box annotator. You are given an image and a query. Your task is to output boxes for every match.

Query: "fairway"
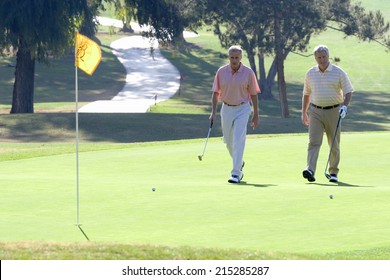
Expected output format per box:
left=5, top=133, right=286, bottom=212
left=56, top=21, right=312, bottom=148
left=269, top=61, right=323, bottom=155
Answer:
left=1, top=132, right=389, bottom=256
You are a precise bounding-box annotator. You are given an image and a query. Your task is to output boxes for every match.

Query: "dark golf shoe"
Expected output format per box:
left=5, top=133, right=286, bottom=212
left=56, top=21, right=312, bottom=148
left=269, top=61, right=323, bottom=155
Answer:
left=329, top=174, right=338, bottom=183
left=303, top=169, right=316, bottom=182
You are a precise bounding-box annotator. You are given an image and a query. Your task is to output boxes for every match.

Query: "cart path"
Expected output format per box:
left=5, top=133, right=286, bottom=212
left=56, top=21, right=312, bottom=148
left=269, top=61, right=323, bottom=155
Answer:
left=79, top=35, right=180, bottom=113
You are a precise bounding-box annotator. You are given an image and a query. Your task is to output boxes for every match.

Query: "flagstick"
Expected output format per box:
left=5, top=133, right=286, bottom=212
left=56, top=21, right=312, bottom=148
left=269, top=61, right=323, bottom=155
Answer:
left=75, top=65, right=80, bottom=226
left=74, top=31, right=101, bottom=241
left=75, top=39, right=90, bottom=241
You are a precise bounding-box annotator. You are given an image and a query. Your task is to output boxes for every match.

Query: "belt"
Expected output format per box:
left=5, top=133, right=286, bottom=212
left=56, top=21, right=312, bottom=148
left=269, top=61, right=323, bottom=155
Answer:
left=223, top=101, right=245, bottom=107
left=311, top=103, right=340, bottom=110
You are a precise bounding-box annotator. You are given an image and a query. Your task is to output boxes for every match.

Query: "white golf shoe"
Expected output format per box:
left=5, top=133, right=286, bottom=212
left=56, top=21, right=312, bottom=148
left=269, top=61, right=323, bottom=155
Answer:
left=228, top=174, right=243, bottom=184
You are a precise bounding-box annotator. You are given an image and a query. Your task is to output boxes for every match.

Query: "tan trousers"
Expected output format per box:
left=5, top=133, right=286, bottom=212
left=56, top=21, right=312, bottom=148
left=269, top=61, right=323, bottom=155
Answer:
left=307, top=106, right=341, bottom=175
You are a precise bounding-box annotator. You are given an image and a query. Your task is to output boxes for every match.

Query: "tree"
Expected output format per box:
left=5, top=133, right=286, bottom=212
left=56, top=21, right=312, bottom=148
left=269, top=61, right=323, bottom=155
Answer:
left=124, top=0, right=206, bottom=45
left=205, top=0, right=390, bottom=117
left=328, top=0, right=390, bottom=48
left=0, top=0, right=100, bottom=113
left=274, top=3, right=288, bottom=117
left=206, top=0, right=269, bottom=92
left=270, top=0, right=330, bottom=117
left=206, top=0, right=327, bottom=110
left=114, top=0, right=137, bottom=33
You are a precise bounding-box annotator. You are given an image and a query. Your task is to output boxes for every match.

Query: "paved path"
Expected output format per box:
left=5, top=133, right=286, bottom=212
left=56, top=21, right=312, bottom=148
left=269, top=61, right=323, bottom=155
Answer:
left=79, top=17, right=191, bottom=113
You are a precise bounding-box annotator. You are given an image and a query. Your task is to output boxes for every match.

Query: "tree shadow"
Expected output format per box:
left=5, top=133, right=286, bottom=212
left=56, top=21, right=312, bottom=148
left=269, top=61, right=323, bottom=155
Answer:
left=1, top=109, right=389, bottom=143
left=273, top=82, right=390, bottom=129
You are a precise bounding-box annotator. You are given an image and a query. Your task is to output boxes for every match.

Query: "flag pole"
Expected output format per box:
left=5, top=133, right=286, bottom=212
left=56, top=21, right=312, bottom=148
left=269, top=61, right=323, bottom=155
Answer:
left=75, top=31, right=89, bottom=241
left=75, top=62, right=80, bottom=226
left=74, top=31, right=101, bottom=241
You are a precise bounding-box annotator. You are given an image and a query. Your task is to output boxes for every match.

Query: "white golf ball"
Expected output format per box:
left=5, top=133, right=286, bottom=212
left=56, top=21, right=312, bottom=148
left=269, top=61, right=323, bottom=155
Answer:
left=152, top=187, right=156, bottom=192
left=329, top=194, right=333, bottom=199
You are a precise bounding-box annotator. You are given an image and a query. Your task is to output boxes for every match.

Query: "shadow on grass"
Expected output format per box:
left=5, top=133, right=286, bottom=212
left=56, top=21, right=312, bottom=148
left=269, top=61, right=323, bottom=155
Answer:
left=240, top=181, right=276, bottom=188
left=34, top=48, right=126, bottom=103
left=308, top=182, right=376, bottom=188
left=338, top=181, right=376, bottom=188
left=0, top=101, right=389, bottom=143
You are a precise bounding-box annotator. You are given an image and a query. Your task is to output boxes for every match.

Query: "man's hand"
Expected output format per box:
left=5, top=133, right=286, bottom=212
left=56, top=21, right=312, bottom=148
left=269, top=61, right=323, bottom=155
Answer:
left=339, top=105, right=347, bottom=119
left=302, top=112, right=309, bottom=126
left=209, top=112, right=216, bottom=124
left=251, top=114, right=259, bottom=129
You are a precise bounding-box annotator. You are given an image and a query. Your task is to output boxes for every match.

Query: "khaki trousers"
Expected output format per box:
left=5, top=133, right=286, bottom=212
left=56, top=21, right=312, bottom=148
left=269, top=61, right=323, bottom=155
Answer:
left=307, top=106, right=341, bottom=175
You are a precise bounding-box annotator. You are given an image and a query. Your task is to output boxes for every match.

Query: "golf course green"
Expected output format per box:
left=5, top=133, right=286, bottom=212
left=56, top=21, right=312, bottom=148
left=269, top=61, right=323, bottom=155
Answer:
left=0, top=132, right=389, bottom=258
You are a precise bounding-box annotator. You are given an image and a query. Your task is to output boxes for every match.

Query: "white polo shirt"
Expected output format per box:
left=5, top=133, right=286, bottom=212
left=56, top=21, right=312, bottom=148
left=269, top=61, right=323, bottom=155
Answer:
left=303, top=64, right=354, bottom=107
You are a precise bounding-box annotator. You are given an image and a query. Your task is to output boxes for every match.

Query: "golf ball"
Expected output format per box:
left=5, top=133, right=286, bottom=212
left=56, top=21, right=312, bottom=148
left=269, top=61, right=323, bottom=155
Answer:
left=152, top=187, right=156, bottom=192
left=329, top=194, right=333, bottom=199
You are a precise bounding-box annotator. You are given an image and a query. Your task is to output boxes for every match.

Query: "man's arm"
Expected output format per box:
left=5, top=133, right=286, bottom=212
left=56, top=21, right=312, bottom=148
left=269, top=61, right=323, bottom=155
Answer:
left=250, top=94, right=259, bottom=129
left=209, top=91, right=220, bottom=122
left=301, top=94, right=311, bottom=126
left=343, top=92, right=352, bottom=106
left=339, top=91, right=352, bottom=119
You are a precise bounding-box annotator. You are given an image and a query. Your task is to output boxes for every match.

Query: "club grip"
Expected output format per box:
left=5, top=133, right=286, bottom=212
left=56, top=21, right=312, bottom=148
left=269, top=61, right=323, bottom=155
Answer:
left=210, top=120, right=213, bottom=128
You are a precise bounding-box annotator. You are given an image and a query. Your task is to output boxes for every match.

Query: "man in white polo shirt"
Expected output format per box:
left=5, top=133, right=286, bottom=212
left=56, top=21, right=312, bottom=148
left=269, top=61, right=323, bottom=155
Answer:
left=302, top=45, right=354, bottom=183
left=209, top=45, right=260, bottom=183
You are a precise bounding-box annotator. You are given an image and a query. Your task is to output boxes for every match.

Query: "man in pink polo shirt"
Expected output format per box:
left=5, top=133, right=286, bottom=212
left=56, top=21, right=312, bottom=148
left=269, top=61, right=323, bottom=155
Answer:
left=209, top=45, right=260, bottom=183
left=302, top=45, right=354, bottom=183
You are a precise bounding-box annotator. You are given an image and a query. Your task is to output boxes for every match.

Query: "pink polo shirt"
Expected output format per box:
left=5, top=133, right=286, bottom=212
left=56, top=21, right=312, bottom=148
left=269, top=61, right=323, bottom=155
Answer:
left=212, top=63, right=260, bottom=105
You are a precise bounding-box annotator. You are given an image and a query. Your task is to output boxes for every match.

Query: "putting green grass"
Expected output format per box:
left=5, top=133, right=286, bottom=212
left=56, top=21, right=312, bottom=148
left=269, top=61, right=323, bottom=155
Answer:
left=0, top=132, right=389, bottom=256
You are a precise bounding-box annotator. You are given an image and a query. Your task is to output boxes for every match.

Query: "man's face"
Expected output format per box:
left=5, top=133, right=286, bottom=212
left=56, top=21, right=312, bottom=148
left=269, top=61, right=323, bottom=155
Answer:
left=314, top=51, right=329, bottom=69
left=229, top=50, right=242, bottom=68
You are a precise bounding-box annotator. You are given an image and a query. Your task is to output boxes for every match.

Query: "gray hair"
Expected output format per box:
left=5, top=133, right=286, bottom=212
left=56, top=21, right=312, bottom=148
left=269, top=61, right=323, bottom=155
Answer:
left=228, top=45, right=242, bottom=55
left=313, top=45, right=329, bottom=56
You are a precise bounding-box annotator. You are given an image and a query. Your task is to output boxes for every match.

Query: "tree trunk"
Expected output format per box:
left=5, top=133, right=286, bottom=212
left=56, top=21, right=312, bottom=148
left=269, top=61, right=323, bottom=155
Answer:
left=258, top=51, right=266, bottom=87
left=258, top=51, right=273, bottom=100
left=274, top=9, right=290, bottom=118
left=11, top=39, right=35, bottom=114
left=276, top=52, right=289, bottom=118
left=264, top=58, right=277, bottom=100
left=247, top=50, right=257, bottom=79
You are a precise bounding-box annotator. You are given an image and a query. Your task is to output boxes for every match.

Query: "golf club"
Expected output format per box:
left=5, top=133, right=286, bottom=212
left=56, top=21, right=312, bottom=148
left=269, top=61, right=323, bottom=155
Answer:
left=324, top=114, right=342, bottom=179
left=198, top=120, right=213, bottom=161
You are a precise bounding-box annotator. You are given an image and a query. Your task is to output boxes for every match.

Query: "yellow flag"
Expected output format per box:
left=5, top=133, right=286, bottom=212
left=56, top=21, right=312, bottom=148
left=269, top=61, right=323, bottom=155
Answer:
left=75, top=32, right=102, bottom=75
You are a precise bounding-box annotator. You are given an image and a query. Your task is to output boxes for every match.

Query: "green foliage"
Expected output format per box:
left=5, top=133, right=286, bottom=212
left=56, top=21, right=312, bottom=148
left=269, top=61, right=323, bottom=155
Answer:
left=351, top=8, right=390, bottom=47
left=114, top=0, right=136, bottom=32
left=124, top=0, right=206, bottom=45
left=0, top=0, right=99, bottom=61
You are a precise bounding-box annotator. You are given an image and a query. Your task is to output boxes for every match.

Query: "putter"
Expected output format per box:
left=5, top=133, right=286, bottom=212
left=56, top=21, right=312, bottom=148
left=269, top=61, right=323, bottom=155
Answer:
left=324, top=115, right=342, bottom=179
left=198, top=120, right=213, bottom=161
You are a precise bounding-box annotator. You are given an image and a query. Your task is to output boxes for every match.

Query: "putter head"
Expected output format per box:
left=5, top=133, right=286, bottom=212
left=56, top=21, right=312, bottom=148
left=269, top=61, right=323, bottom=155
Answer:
left=325, top=173, right=331, bottom=179
left=198, top=155, right=203, bottom=161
